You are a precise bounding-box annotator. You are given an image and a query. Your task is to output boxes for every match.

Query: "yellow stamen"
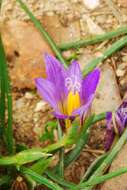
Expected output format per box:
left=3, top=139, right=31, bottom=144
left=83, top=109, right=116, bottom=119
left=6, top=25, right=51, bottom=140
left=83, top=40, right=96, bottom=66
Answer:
left=65, top=119, right=71, bottom=128
left=67, top=91, right=80, bottom=116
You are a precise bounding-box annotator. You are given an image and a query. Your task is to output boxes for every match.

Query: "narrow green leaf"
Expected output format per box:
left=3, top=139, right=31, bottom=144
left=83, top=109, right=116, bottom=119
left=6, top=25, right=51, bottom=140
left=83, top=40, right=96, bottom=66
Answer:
left=0, top=148, right=51, bottom=166
left=80, top=153, right=108, bottom=182
left=30, top=157, right=52, bottom=175
left=64, top=115, right=95, bottom=167
left=21, top=167, right=63, bottom=190
left=0, top=35, right=13, bottom=154
left=84, top=127, right=127, bottom=190
left=75, top=167, right=127, bottom=189
left=40, top=121, right=57, bottom=143
left=0, top=175, right=10, bottom=186
left=16, top=0, right=67, bottom=68
left=45, top=170, right=75, bottom=189
left=58, top=26, right=127, bottom=50
left=83, top=35, right=127, bottom=76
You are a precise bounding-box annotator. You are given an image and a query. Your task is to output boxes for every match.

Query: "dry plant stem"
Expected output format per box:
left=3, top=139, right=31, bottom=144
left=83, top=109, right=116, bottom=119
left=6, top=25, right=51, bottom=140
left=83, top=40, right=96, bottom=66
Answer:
left=16, top=0, right=67, bottom=68
left=58, top=26, right=127, bottom=50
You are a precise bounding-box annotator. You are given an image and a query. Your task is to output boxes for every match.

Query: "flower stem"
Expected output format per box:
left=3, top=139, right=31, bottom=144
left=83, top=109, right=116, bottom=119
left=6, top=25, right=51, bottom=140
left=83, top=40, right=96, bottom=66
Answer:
left=57, top=121, right=64, bottom=178
left=58, top=26, right=127, bottom=51
left=64, top=113, right=106, bottom=167
left=83, top=35, right=127, bottom=76
left=16, top=0, right=67, bottom=68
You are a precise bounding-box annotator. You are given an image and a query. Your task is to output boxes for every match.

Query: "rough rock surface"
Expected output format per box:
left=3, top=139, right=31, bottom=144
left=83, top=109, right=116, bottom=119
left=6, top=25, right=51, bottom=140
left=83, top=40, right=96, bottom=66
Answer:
left=92, top=63, right=121, bottom=114
left=1, top=15, right=80, bottom=89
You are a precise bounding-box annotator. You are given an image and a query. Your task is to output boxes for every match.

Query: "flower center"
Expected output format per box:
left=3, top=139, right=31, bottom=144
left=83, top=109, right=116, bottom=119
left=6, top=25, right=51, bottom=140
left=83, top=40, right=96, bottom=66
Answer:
left=67, top=91, right=80, bottom=116
left=65, top=75, right=81, bottom=93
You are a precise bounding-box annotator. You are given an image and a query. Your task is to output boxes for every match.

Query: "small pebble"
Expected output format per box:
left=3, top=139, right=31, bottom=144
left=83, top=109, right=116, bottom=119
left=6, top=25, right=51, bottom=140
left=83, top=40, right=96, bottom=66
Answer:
left=25, top=92, right=34, bottom=99
left=83, top=0, right=100, bottom=10
left=116, top=69, right=125, bottom=77
left=34, top=100, right=47, bottom=112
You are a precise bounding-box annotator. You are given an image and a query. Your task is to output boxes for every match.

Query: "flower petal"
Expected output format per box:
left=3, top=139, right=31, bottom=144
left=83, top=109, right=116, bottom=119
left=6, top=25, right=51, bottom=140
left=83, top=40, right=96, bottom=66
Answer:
left=53, top=112, right=68, bottom=119
left=72, top=95, right=93, bottom=117
left=104, top=112, right=115, bottom=151
left=44, top=53, right=65, bottom=83
left=65, top=60, right=82, bottom=93
left=81, top=69, right=100, bottom=103
left=115, top=100, right=127, bottom=134
left=44, top=53, right=67, bottom=100
left=104, top=128, right=115, bottom=151
left=116, top=100, right=127, bottom=131
left=35, top=78, right=58, bottom=110
left=106, top=112, right=113, bottom=130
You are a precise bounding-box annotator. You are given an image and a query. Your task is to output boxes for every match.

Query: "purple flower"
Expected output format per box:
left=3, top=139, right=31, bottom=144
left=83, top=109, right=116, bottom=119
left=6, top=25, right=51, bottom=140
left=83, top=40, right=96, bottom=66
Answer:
left=104, top=100, right=127, bottom=151
left=35, top=54, right=100, bottom=128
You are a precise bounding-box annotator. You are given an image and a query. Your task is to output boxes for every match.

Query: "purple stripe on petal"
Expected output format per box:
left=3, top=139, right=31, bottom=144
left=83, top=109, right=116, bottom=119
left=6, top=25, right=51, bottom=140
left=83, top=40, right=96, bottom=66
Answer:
left=53, top=112, right=68, bottom=119
left=116, top=100, right=127, bottom=129
left=35, top=78, right=58, bottom=111
left=104, top=112, right=115, bottom=151
left=44, top=53, right=67, bottom=100
left=65, top=60, right=82, bottom=93
left=81, top=69, right=100, bottom=103
left=104, top=129, right=115, bottom=151
left=72, top=95, right=93, bottom=117
left=44, top=53, right=65, bottom=83
left=106, top=112, right=112, bottom=130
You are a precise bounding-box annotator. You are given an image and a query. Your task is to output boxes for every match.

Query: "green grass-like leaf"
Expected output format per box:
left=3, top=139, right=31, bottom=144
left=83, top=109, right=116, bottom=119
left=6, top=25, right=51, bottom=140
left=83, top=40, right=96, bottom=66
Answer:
left=83, top=35, right=127, bottom=76
left=73, top=167, right=127, bottom=189
left=58, top=26, right=127, bottom=50
left=83, top=127, right=127, bottom=190
left=0, top=35, right=13, bottom=154
left=16, top=0, right=67, bottom=68
left=21, top=167, right=63, bottom=190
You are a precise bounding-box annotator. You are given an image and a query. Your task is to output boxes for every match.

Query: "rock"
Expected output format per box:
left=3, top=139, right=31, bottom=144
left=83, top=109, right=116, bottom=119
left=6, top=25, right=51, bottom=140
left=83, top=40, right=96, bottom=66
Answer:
left=101, top=143, right=127, bottom=190
left=1, top=20, right=53, bottom=89
left=83, top=0, right=100, bottom=10
left=34, top=100, right=48, bottom=112
left=13, top=93, right=53, bottom=147
left=118, top=0, right=127, bottom=8
left=2, top=15, right=81, bottom=89
left=92, top=63, right=121, bottom=114
left=25, top=92, right=34, bottom=100
left=41, top=15, right=81, bottom=44
left=83, top=15, right=105, bottom=35
left=116, top=69, right=125, bottom=77
left=79, top=52, right=121, bottom=113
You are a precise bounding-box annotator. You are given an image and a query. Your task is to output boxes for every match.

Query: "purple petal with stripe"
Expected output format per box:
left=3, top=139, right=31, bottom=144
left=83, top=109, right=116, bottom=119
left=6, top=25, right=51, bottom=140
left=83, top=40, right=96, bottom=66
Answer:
left=104, top=128, right=115, bottom=151
left=81, top=69, right=100, bottom=103
left=104, top=112, right=115, bottom=151
left=106, top=112, right=113, bottom=130
left=53, top=112, right=68, bottom=119
left=65, top=61, right=82, bottom=93
left=44, top=53, right=67, bottom=100
left=35, top=78, right=58, bottom=111
left=72, top=95, right=94, bottom=117
left=116, top=100, right=127, bottom=133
